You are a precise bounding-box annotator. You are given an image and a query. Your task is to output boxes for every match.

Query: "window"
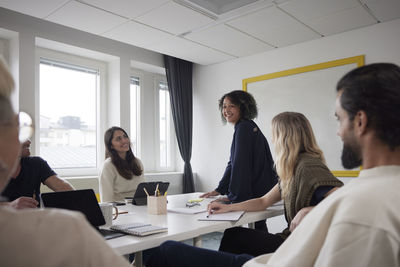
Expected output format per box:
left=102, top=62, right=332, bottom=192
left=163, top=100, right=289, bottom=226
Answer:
left=38, top=52, right=104, bottom=175
left=158, top=80, right=174, bottom=169
left=130, top=76, right=140, bottom=156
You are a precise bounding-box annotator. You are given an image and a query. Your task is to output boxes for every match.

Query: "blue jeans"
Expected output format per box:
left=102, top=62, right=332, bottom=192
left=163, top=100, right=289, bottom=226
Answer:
left=145, top=240, right=253, bottom=267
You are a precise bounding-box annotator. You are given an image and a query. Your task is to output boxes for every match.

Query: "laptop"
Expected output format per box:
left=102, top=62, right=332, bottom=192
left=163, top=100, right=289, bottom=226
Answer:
left=40, top=189, right=125, bottom=240
left=132, top=182, right=169, bottom=206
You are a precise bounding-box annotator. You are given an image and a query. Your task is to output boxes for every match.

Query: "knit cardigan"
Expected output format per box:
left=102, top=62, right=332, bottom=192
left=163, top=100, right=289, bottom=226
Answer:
left=278, top=153, right=343, bottom=239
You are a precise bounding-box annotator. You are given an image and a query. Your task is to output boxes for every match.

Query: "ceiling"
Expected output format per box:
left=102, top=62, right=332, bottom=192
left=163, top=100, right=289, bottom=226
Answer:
left=1, top=0, right=400, bottom=65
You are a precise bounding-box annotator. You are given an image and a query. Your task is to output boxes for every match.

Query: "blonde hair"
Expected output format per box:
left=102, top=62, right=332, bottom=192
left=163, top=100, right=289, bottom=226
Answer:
left=271, top=112, right=325, bottom=197
left=0, top=59, right=15, bottom=98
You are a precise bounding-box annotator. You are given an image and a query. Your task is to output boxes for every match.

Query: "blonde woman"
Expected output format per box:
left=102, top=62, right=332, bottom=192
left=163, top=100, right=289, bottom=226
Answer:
left=145, top=112, right=343, bottom=267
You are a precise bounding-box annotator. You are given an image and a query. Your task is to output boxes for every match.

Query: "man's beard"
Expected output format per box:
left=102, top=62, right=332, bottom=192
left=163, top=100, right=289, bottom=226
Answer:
left=341, top=143, right=362, bottom=169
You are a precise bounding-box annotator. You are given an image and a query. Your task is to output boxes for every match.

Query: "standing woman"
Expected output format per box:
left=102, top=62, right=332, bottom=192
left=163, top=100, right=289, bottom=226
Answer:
left=201, top=90, right=277, bottom=230
left=100, top=127, right=144, bottom=202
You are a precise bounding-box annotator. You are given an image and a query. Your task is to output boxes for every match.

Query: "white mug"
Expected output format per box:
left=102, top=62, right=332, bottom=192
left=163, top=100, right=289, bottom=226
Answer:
left=99, top=203, right=118, bottom=227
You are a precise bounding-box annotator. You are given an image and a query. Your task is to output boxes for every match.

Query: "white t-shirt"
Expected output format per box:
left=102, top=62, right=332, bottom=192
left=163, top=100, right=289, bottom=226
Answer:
left=0, top=206, right=130, bottom=267
left=99, top=157, right=145, bottom=202
left=244, top=165, right=400, bottom=267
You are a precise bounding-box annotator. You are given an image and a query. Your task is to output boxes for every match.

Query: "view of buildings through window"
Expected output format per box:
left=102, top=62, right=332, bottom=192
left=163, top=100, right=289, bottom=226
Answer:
left=159, top=81, right=172, bottom=168
left=130, top=76, right=140, bottom=156
left=39, top=59, right=98, bottom=169
left=39, top=56, right=174, bottom=172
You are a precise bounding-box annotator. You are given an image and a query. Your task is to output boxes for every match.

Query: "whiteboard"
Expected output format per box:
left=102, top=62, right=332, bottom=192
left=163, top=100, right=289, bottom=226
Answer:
left=244, top=56, right=364, bottom=175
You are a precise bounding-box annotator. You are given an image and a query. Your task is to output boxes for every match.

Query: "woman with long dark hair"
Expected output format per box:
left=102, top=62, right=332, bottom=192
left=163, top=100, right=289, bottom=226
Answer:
left=99, top=126, right=144, bottom=202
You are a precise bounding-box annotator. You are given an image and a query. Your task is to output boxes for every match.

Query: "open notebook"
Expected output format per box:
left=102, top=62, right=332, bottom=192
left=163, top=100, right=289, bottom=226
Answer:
left=110, top=223, right=168, bottom=236
left=198, top=211, right=245, bottom=221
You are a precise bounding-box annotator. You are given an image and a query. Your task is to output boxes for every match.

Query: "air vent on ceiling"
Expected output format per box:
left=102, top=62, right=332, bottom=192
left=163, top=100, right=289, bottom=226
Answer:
left=174, top=0, right=260, bottom=19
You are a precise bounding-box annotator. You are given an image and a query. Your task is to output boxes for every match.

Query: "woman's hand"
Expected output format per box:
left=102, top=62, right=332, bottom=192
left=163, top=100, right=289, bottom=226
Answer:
left=200, top=190, right=220, bottom=198
left=211, top=197, right=230, bottom=203
left=9, top=197, right=38, bottom=209
left=207, top=201, right=231, bottom=214
left=290, top=206, right=314, bottom=232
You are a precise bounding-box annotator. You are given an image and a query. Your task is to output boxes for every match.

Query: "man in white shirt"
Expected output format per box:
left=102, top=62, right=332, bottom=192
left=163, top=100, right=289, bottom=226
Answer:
left=0, top=60, right=131, bottom=267
left=245, top=63, right=400, bottom=267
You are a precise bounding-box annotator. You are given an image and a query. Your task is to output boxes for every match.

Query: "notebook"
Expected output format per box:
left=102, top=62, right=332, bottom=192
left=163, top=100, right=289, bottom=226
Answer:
left=198, top=211, right=245, bottom=221
left=167, top=206, right=207, bottom=214
left=110, top=223, right=168, bottom=236
left=40, top=189, right=125, bottom=240
left=132, top=181, right=169, bottom=206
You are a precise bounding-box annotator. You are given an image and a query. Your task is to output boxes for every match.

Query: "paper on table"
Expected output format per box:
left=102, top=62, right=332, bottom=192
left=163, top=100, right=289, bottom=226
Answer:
left=198, top=211, right=245, bottom=221
left=168, top=207, right=207, bottom=214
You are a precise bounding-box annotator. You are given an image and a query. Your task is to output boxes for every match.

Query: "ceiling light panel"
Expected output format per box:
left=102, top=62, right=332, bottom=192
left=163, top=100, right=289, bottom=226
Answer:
left=46, top=1, right=127, bottom=35
left=0, top=0, right=69, bottom=18
left=135, top=1, right=214, bottom=35
left=301, top=5, right=377, bottom=36
left=103, top=20, right=173, bottom=48
left=147, top=36, right=234, bottom=65
left=361, top=0, right=400, bottom=22
left=181, top=0, right=260, bottom=15
left=278, top=0, right=361, bottom=22
left=227, top=6, right=320, bottom=47
left=185, top=24, right=274, bottom=57
left=79, top=0, right=169, bottom=19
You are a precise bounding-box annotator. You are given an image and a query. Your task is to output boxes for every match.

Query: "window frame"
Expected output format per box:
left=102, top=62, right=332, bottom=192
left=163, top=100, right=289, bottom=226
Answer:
left=129, top=70, right=142, bottom=158
left=154, top=75, right=176, bottom=172
left=35, top=48, right=106, bottom=177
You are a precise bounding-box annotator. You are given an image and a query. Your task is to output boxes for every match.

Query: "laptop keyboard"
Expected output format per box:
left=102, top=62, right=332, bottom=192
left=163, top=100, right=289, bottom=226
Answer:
left=97, top=228, right=125, bottom=240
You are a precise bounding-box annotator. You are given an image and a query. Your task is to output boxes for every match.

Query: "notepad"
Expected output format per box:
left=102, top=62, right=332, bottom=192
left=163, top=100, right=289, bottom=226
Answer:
left=110, top=223, right=168, bottom=236
left=168, top=206, right=207, bottom=214
left=198, top=211, right=245, bottom=221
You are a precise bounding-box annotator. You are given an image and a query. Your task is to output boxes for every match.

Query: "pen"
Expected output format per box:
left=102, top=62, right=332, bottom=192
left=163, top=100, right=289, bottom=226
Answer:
left=155, top=183, right=159, bottom=196
left=143, top=187, right=150, bottom=196
left=206, top=209, right=214, bottom=218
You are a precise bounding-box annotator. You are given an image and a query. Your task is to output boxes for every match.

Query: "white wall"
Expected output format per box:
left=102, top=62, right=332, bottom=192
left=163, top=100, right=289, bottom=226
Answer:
left=192, top=18, right=400, bottom=193
left=40, top=172, right=196, bottom=196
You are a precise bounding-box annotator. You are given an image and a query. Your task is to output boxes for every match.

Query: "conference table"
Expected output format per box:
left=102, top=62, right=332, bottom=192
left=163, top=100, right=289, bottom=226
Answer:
left=106, top=192, right=284, bottom=266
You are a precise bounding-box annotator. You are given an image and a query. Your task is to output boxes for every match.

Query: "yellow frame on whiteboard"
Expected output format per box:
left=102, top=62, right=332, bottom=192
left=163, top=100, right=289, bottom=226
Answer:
left=242, top=55, right=365, bottom=177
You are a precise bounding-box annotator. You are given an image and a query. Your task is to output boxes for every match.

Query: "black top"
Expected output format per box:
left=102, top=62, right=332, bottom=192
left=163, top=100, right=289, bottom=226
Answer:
left=1, top=156, right=56, bottom=201
left=216, top=120, right=277, bottom=203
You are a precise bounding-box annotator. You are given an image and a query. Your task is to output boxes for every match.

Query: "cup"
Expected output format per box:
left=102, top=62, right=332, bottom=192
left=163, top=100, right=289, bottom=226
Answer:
left=147, top=196, right=167, bottom=215
left=99, top=203, right=119, bottom=226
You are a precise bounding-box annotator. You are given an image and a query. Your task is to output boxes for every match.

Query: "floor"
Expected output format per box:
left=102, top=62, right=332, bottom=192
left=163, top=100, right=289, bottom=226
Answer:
left=180, top=214, right=286, bottom=251
left=182, top=231, right=224, bottom=250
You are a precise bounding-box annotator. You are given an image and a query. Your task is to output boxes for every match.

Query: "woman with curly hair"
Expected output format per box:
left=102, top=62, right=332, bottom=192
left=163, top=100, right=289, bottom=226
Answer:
left=99, top=126, right=144, bottom=202
left=201, top=90, right=277, bottom=230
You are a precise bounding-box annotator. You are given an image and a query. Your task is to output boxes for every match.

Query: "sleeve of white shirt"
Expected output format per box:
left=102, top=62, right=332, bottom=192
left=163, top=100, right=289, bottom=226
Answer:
left=99, top=160, right=116, bottom=202
left=314, top=223, right=399, bottom=267
left=243, top=253, right=273, bottom=267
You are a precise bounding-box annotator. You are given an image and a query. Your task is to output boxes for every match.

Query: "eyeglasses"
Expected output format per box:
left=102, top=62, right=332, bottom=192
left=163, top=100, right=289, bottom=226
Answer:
left=18, top=111, right=34, bottom=142
left=0, top=111, right=33, bottom=142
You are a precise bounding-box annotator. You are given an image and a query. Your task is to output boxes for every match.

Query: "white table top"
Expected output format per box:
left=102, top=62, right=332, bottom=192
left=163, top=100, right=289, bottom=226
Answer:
left=107, top=193, right=284, bottom=255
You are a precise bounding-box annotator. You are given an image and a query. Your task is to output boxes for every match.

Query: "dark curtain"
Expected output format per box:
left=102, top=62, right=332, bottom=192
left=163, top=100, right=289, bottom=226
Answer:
left=163, top=55, right=194, bottom=193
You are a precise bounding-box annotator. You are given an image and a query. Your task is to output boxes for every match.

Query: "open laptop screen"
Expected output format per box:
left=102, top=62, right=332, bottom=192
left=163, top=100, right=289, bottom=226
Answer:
left=132, top=182, right=169, bottom=205
left=41, top=189, right=105, bottom=227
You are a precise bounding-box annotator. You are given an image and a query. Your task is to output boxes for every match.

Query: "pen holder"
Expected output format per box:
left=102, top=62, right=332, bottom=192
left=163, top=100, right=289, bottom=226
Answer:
left=147, top=196, right=167, bottom=215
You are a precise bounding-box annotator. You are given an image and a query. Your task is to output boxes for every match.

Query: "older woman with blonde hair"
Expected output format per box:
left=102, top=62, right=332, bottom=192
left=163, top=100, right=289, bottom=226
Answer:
left=145, top=112, right=343, bottom=267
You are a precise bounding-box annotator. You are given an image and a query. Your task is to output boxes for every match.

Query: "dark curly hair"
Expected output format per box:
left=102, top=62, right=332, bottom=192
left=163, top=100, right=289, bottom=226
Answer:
left=218, top=90, right=258, bottom=124
left=104, top=126, right=142, bottom=180
left=336, top=63, right=400, bottom=150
